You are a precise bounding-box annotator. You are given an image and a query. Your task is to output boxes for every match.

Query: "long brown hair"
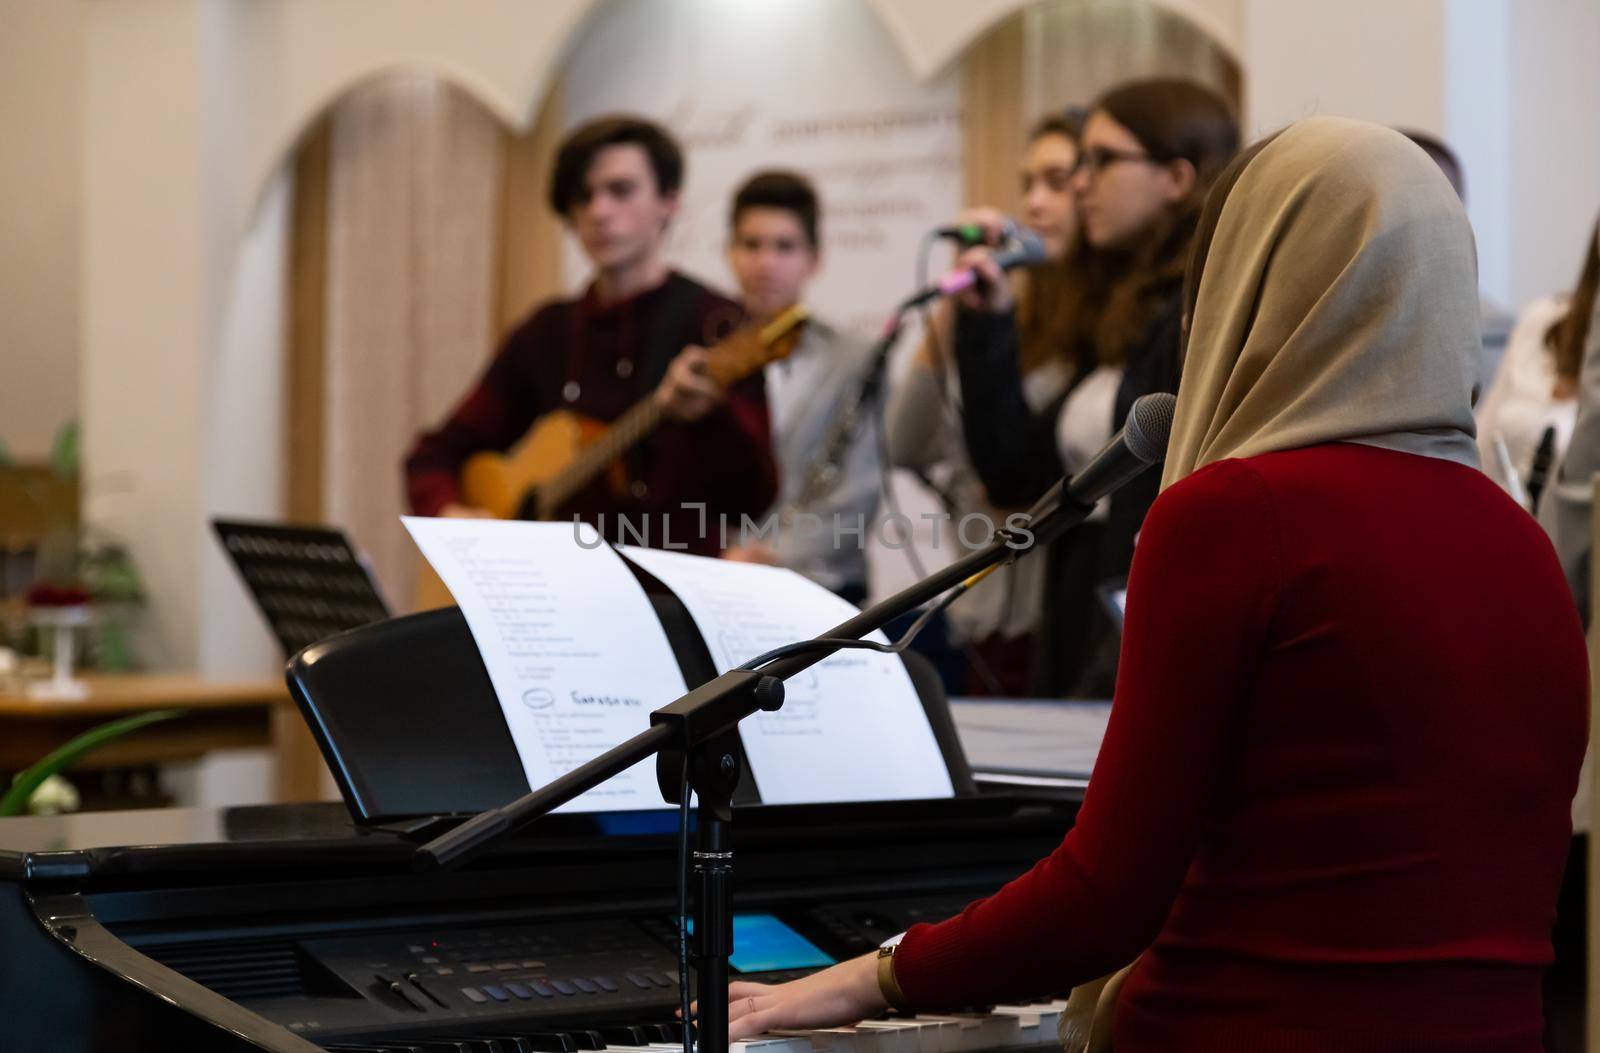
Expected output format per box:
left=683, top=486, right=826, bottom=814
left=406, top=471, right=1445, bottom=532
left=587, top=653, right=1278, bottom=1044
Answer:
left=1546, top=220, right=1599, bottom=382
left=1084, top=79, right=1239, bottom=365
left=1016, top=109, right=1087, bottom=373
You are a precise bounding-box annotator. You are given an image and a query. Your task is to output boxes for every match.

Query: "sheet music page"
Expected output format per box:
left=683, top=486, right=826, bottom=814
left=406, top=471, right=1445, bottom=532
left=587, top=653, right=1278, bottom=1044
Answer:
left=402, top=518, right=687, bottom=812
left=617, top=547, right=953, bottom=804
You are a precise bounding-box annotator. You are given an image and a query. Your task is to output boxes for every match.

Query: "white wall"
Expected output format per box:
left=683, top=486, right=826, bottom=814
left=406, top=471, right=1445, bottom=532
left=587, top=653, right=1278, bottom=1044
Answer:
left=1444, top=0, right=1513, bottom=305
left=1243, top=0, right=1447, bottom=137
left=81, top=0, right=209, bottom=670
left=0, top=0, right=84, bottom=460
left=196, top=170, right=289, bottom=678
left=78, top=0, right=600, bottom=673
left=1503, top=0, right=1600, bottom=311
left=1243, top=0, right=1600, bottom=313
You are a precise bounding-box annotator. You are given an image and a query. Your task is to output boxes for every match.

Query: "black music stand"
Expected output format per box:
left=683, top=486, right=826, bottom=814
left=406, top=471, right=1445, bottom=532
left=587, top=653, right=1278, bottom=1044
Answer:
left=286, top=601, right=973, bottom=824
left=212, top=519, right=391, bottom=656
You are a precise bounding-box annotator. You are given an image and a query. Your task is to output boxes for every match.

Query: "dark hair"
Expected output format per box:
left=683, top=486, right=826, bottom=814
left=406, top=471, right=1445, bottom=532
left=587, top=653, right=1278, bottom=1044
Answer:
left=1399, top=129, right=1465, bottom=200
left=548, top=116, right=684, bottom=216
left=1084, top=78, right=1240, bottom=364
left=729, top=170, right=820, bottom=249
left=1028, top=105, right=1087, bottom=145
left=1545, top=220, right=1600, bottom=382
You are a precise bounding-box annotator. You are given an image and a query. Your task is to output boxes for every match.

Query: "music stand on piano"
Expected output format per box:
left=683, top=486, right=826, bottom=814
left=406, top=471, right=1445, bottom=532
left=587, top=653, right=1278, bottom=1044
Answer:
left=285, top=600, right=973, bottom=826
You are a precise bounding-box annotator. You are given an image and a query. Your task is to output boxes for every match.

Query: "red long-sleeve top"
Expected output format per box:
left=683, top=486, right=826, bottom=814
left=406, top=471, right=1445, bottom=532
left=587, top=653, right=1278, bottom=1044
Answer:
left=404, top=272, right=776, bottom=555
left=896, top=444, right=1587, bottom=1052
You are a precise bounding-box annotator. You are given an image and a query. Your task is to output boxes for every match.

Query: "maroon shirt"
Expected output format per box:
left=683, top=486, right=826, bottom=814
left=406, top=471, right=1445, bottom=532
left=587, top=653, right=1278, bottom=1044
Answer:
left=405, top=272, right=776, bottom=555
left=896, top=444, right=1586, bottom=1052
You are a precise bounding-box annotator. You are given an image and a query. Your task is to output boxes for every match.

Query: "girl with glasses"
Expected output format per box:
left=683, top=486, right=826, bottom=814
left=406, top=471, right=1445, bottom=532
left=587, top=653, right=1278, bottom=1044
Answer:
left=950, top=78, right=1238, bottom=699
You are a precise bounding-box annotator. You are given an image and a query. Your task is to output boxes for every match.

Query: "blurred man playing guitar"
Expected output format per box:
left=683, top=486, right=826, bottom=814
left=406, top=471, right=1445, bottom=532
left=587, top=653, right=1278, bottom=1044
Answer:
left=404, top=116, right=777, bottom=556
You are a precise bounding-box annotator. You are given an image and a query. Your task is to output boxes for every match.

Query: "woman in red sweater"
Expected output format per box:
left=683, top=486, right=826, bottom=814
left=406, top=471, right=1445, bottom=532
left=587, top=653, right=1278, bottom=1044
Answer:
left=722, top=118, right=1588, bottom=1051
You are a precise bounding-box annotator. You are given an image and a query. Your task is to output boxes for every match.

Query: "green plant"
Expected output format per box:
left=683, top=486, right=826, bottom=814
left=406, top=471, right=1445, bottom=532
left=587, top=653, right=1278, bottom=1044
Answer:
left=0, top=708, right=185, bottom=817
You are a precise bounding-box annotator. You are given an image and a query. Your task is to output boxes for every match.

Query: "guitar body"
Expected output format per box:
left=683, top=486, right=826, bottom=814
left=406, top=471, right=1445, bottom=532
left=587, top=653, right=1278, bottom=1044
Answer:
left=460, top=410, right=621, bottom=520
left=412, top=410, right=623, bottom=611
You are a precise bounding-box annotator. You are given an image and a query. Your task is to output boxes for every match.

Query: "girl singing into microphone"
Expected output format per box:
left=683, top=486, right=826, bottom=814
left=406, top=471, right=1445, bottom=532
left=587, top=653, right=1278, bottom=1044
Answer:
left=951, top=78, right=1238, bottom=699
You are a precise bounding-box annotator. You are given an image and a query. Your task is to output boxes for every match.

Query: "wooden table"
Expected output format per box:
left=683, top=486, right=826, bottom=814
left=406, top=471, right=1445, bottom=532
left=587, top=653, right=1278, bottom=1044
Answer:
left=0, top=674, right=327, bottom=803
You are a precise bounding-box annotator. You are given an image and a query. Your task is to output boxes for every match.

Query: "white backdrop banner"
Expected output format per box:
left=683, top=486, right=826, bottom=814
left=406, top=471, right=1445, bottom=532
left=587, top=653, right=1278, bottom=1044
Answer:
left=560, top=0, right=962, bottom=337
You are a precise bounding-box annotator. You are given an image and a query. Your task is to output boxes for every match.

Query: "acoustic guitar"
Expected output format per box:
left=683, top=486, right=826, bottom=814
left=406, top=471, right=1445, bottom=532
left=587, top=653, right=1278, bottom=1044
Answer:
left=413, top=305, right=809, bottom=609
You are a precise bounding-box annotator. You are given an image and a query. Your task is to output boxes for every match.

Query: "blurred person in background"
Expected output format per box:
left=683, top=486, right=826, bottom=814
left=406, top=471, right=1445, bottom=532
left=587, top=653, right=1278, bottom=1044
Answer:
left=885, top=108, right=1087, bottom=695
left=720, top=171, right=881, bottom=601
left=950, top=78, right=1238, bottom=698
left=1474, top=218, right=1597, bottom=510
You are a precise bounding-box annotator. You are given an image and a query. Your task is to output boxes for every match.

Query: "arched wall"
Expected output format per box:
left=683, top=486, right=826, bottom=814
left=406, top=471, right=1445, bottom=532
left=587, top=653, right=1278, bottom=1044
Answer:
left=233, top=0, right=1246, bottom=217
left=81, top=0, right=1597, bottom=674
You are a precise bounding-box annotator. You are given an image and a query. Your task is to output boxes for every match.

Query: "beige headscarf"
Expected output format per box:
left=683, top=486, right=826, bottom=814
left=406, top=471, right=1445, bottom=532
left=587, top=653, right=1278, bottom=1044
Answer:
left=1160, top=117, right=1482, bottom=490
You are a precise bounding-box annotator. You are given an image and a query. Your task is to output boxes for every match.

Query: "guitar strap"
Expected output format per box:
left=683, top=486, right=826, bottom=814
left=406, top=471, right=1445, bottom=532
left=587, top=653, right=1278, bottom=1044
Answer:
left=637, top=273, right=696, bottom=394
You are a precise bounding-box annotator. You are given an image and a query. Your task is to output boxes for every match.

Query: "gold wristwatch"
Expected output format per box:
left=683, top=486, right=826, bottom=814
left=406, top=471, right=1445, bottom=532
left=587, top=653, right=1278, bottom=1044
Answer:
left=876, top=932, right=909, bottom=1011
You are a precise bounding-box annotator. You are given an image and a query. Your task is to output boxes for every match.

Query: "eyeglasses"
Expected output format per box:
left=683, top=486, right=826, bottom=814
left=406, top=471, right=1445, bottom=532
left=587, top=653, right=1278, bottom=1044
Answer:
left=1072, top=146, right=1165, bottom=179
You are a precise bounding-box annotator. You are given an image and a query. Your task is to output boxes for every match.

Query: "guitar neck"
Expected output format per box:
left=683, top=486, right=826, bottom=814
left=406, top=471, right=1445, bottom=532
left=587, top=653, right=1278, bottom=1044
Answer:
left=535, top=397, right=665, bottom=518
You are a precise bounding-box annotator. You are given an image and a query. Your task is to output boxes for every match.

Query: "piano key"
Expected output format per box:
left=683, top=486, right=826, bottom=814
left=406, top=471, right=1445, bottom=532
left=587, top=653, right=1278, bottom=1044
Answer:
left=476, top=1037, right=543, bottom=1053
left=771, top=1025, right=900, bottom=1053
left=990, top=1002, right=1062, bottom=1042
left=599, top=1026, right=658, bottom=1046
left=504, top=1033, right=577, bottom=1052
left=856, top=1017, right=955, bottom=1053
left=907, top=1014, right=1018, bottom=1053
left=731, top=1036, right=831, bottom=1053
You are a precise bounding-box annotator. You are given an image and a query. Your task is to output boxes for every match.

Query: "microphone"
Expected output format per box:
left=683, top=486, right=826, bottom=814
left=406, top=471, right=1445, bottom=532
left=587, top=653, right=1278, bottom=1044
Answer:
left=1020, top=392, right=1177, bottom=548
left=934, top=217, right=1020, bottom=245
left=1068, top=391, right=1177, bottom=503
left=901, top=228, right=1048, bottom=309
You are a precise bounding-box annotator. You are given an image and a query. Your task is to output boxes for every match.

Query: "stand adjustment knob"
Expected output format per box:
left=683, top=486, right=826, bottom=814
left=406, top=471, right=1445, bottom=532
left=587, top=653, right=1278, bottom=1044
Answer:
left=754, top=675, right=785, bottom=712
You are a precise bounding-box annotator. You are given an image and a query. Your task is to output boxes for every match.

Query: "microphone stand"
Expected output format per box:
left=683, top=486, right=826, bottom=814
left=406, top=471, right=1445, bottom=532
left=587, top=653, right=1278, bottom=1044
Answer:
left=413, top=480, right=1095, bottom=1053
left=816, top=231, right=1044, bottom=496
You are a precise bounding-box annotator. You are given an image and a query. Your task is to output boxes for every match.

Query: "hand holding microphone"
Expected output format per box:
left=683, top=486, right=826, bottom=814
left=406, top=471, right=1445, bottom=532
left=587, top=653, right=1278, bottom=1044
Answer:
left=901, top=223, right=1046, bottom=312
left=952, top=245, right=1016, bottom=313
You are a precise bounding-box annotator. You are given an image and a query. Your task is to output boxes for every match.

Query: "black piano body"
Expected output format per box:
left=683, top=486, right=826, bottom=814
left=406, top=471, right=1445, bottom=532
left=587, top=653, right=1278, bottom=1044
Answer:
left=0, top=794, right=1080, bottom=1051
